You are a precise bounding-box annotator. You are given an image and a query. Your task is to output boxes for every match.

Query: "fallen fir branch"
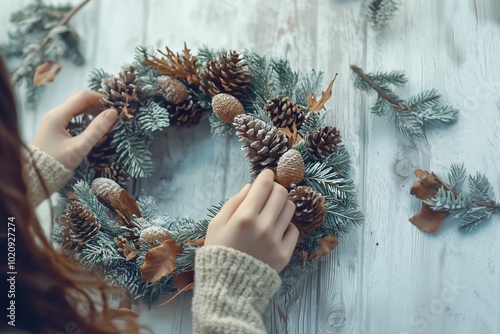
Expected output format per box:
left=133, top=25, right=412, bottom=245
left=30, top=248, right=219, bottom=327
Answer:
left=351, top=65, right=459, bottom=144
left=409, top=164, right=500, bottom=233
left=0, top=0, right=91, bottom=107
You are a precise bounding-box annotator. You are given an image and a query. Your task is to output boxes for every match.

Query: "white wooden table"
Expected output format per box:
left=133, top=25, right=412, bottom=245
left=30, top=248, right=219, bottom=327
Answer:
left=3, top=0, right=500, bottom=333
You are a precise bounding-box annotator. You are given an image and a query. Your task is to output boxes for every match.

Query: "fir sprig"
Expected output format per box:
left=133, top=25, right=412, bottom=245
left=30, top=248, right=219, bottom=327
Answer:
left=418, top=164, right=500, bottom=232
left=0, top=0, right=91, bottom=107
left=351, top=65, right=459, bottom=143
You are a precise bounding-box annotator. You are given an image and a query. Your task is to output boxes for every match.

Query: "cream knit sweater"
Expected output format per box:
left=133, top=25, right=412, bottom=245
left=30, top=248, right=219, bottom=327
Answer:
left=27, top=145, right=281, bottom=333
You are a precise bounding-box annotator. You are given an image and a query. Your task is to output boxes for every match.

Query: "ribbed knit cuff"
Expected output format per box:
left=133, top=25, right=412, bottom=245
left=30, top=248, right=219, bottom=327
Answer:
left=192, top=246, right=281, bottom=333
left=25, top=144, right=73, bottom=207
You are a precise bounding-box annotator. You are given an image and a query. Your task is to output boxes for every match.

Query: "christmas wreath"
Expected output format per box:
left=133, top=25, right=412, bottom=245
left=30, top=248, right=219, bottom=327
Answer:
left=55, top=44, right=363, bottom=305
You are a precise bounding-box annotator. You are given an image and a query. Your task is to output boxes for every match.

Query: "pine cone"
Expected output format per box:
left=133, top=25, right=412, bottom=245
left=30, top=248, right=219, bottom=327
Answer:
left=200, top=50, right=250, bottom=97
left=99, top=65, right=139, bottom=116
left=60, top=201, right=101, bottom=245
left=288, top=185, right=326, bottom=237
left=305, top=126, right=342, bottom=161
left=165, top=90, right=203, bottom=127
left=88, top=132, right=116, bottom=172
left=233, top=114, right=289, bottom=174
left=100, top=162, right=130, bottom=185
left=264, top=96, right=306, bottom=129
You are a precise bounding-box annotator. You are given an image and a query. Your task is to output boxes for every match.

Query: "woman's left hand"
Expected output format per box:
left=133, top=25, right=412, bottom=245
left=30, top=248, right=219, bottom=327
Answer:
left=32, top=90, right=118, bottom=170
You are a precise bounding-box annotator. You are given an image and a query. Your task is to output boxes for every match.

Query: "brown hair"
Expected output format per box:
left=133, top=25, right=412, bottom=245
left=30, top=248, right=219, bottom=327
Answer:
left=0, top=57, right=141, bottom=333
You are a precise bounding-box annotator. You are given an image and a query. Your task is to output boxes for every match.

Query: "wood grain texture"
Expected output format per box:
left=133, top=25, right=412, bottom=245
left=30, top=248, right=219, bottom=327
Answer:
left=4, top=0, right=500, bottom=333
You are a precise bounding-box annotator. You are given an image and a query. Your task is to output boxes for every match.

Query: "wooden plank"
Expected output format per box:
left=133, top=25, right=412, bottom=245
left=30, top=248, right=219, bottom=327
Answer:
left=361, top=0, right=500, bottom=333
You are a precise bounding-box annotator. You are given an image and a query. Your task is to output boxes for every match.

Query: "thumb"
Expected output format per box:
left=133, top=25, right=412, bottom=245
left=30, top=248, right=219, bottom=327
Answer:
left=75, top=108, right=118, bottom=156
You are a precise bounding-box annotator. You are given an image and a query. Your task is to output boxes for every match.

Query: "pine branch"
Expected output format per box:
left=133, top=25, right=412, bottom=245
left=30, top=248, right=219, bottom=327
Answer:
left=351, top=65, right=459, bottom=143
left=113, top=123, right=154, bottom=178
left=414, top=165, right=500, bottom=233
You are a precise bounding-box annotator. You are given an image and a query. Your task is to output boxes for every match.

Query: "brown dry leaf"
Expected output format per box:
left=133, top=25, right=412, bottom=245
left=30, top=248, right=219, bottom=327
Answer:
left=112, top=189, right=142, bottom=225
left=186, top=238, right=205, bottom=247
left=410, top=169, right=443, bottom=200
left=140, top=239, right=183, bottom=283
left=307, top=74, right=338, bottom=113
left=309, top=236, right=339, bottom=260
left=34, top=61, right=62, bottom=86
left=409, top=203, right=449, bottom=233
left=280, top=123, right=302, bottom=147
left=125, top=250, right=138, bottom=262
left=145, top=43, right=199, bottom=86
left=173, top=269, right=195, bottom=291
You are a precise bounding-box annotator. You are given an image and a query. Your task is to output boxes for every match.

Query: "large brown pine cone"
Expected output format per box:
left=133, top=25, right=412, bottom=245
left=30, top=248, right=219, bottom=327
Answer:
left=100, top=162, right=130, bottom=185
left=60, top=201, right=101, bottom=245
left=305, top=126, right=342, bottom=161
left=288, top=185, right=326, bottom=237
left=199, top=50, right=250, bottom=97
left=99, top=65, right=139, bottom=115
left=165, top=90, right=203, bottom=127
left=264, top=96, right=306, bottom=129
left=233, top=114, right=289, bottom=174
left=88, top=132, right=116, bottom=172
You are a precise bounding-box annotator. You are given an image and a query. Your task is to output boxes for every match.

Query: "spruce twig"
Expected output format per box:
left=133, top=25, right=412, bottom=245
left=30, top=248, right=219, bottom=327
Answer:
left=10, top=0, right=92, bottom=84
left=351, top=64, right=459, bottom=143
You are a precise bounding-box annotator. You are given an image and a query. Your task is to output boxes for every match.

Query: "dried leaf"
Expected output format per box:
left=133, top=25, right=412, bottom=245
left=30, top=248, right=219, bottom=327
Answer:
left=280, top=123, right=302, bottom=147
left=115, top=237, right=138, bottom=261
left=34, top=61, right=62, bottom=86
left=409, top=203, right=449, bottom=233
left=172, top=269, right=195, bottom=291
left=309, top=236, right=339, bottom=260
left=125, top=250, right=138, bottom=262
left=145, top=43, right=199, bottom=86
left=186, top=238, right=205, bottom=247
left=307, top=74, right=338, bottom=113
left=140, top=239, right=183, bottom=283
left=410, top=169, right=443, bottom=200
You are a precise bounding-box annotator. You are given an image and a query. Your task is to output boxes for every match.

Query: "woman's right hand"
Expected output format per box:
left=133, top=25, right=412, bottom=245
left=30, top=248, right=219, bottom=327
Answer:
left=205, top=169, right=299, bottom=273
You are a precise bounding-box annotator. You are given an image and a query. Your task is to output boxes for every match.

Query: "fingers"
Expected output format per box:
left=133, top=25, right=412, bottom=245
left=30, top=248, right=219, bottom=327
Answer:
left=259, top=182, right=289, bottom=226
left=240, top=169, right=275, bottom=213
left=273, top=200, right=296, bottom=239
left=212, top=184, right=251, bottom=226
left=74, top=108, right=117, bottom=157
left=281, top=223, right=299, bottom=261
left=53, top=90, right=106, bottom=125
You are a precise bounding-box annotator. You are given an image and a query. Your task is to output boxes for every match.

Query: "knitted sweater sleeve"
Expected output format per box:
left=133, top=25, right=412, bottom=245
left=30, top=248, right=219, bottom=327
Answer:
left=24, top=144, right=73, bottom=207
left=192, top=245, right=281, bottom=334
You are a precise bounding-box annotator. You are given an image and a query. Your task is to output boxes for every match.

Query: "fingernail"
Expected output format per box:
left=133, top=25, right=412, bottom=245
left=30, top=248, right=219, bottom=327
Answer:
left=104, top=108, right=118, bottom=120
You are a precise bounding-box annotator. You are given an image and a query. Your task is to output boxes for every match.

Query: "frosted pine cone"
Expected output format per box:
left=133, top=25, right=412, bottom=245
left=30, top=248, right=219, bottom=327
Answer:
left=233, top=114, right=289, bottom=174
left=99, top=65, right=139, bottom=116
left=60, top=201, right=101, bottom=245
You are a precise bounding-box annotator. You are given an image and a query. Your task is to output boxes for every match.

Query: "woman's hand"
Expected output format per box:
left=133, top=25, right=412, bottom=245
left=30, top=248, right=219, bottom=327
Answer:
left=32, top=90, right=117, bottom=170
left=205, top=169, right=299, bottom=273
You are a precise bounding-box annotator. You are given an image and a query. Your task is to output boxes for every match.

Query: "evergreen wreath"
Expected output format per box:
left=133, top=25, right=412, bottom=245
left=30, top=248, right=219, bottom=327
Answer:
left=54, top=44, right=363, bottom=306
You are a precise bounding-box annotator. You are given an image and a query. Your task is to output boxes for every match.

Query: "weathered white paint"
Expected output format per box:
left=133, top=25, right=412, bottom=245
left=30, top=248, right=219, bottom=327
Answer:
left=3, top=0, right=500, bottom=333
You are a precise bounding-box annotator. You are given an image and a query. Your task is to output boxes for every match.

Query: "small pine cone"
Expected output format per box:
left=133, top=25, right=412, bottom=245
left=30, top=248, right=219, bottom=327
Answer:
left=60, top=201, right=101, bottom=245
left=139, top=226, right=170, bottom=244
left=305, top=126, right=342, bottom=161
left=211, top=93, right=245, bottom=123
left=99, top=65, right=139, bottom=115
left=157, top=75, right=189, bottom=104
left=288, top=185, right=326, bottom=237
left=276, top=149, right=305, bottom=188
left=233, top=114, right=289, bottom=174
left=88, top=132, right=116, bottom=171
left=165, top=91, right=203, bottom=127
left=264, top=96, right=306, bottom=129
left=100, top=162, right=130, bottom=185
left=200, top=50, right=250, bottom=97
